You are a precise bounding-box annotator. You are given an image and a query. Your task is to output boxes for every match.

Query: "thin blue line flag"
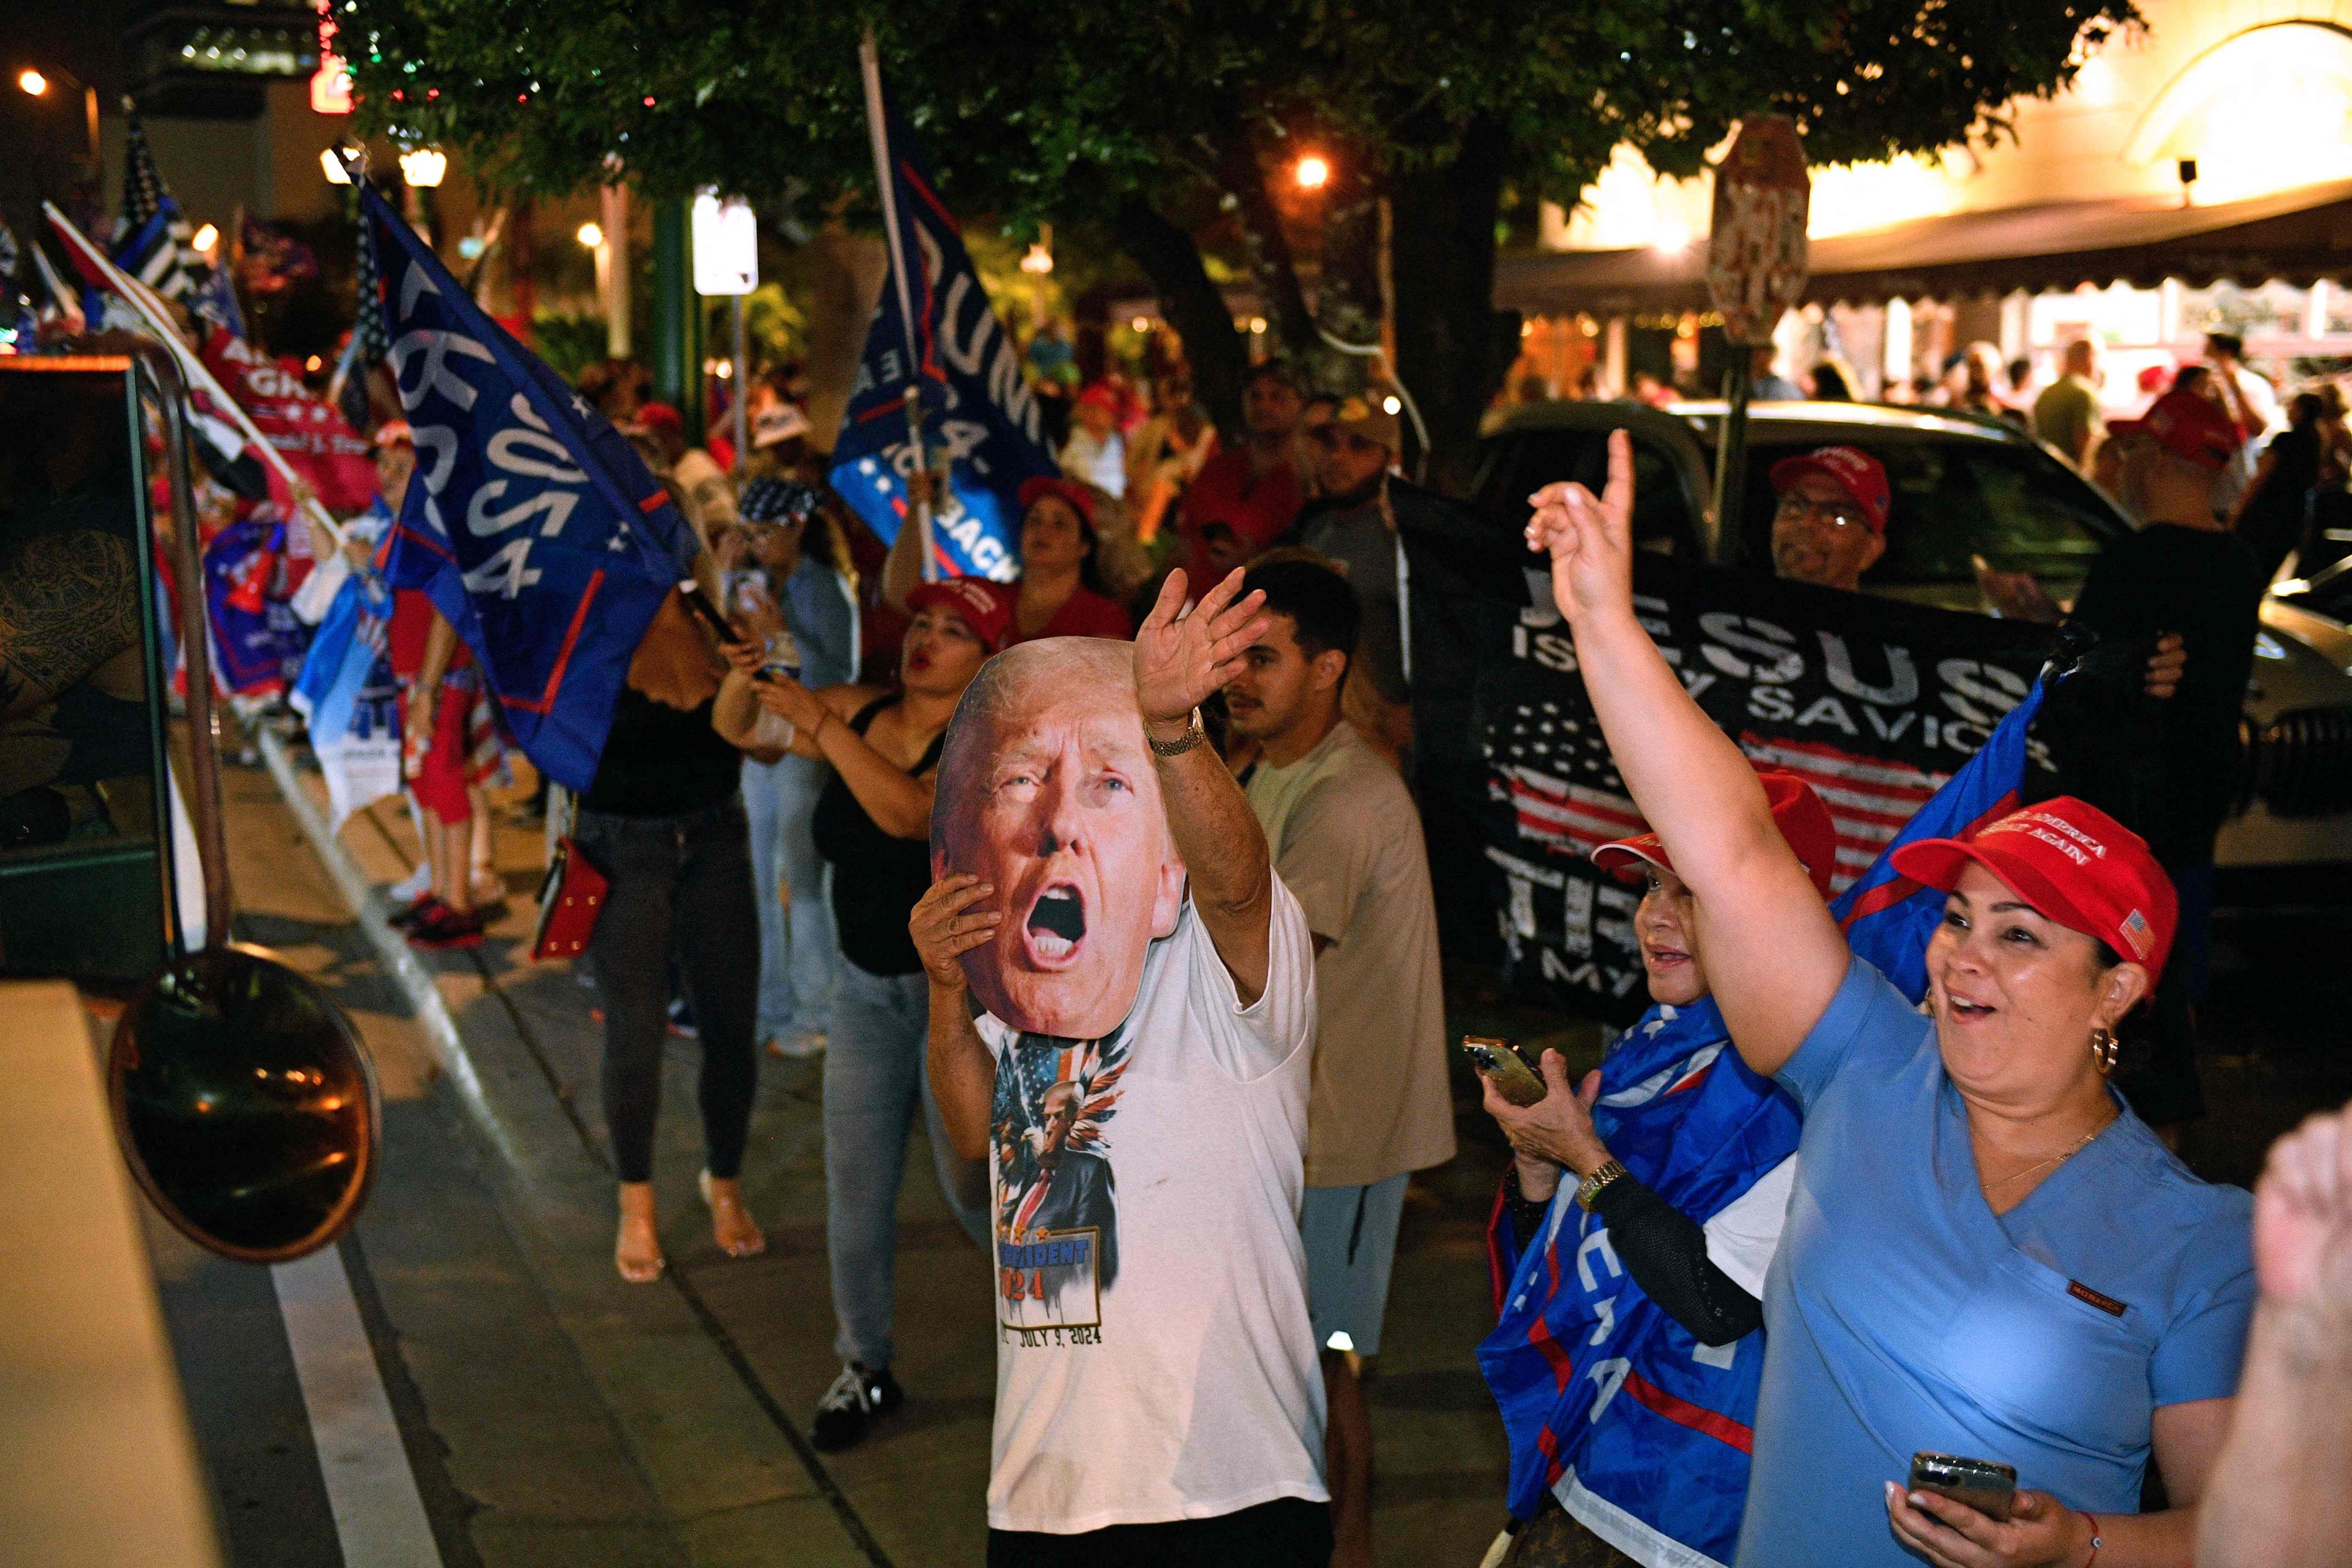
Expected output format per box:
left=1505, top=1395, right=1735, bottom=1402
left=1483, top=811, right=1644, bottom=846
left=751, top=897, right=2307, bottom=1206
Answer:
left=831, top=96, right=1057, bottom=580
left=362, top=178, right=689, bottom=791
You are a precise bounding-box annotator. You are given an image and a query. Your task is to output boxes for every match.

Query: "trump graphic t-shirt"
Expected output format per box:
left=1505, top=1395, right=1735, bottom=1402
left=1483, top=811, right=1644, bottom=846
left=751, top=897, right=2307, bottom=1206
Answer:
left=976, top=875, right=1326, bottom=1533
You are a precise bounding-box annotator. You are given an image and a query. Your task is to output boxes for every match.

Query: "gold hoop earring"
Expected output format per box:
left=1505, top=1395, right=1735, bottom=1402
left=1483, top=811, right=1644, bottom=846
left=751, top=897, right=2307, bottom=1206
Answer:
left=2090, top=1027, right=2119, bottom=1074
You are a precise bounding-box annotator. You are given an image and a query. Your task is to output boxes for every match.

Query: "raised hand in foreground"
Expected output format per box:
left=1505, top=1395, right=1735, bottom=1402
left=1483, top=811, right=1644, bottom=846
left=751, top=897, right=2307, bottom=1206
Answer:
left=1524, top=427, right=1637, bottom=629
left=1133, top=566, right=1270, bottom=736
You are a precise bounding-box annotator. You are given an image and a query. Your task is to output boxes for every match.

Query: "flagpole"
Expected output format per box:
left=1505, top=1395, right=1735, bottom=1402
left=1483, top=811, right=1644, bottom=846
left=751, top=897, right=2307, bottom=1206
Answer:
left=43, top=202, right=350, bottom=554
left=858, top=29, right=939, bottom=583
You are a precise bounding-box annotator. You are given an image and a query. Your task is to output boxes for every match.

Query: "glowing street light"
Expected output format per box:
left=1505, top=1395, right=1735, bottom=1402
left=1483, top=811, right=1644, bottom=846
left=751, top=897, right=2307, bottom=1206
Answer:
left=18, top=69, right=49, bottom=97
left=1295, top=155, right=1330, bottom=191
left=17, top=62, right=99, bottom=171
left=1021, top=243, right=1054, bottom=275
left=320, top=146, right=353, bottom=184
left=398, top=148, right=447, bottom=188
left=576, top=221, right=605, bottom=250
left=191, top=223, right=219, bottom=253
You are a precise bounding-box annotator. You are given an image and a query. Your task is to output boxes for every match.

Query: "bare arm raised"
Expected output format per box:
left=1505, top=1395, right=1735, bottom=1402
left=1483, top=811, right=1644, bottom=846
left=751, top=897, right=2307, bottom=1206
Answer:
left=1134, top=567, right=1277, bottom=1005
left=1525, top=430, right=1847, bottom=1074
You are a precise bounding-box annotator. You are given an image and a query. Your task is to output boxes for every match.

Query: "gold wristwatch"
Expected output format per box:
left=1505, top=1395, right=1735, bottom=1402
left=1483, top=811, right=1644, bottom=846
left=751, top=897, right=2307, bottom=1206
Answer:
left=1574, top=1158, right=1629, bottom=1212
left=1147, top=708, right=1208, bottom=758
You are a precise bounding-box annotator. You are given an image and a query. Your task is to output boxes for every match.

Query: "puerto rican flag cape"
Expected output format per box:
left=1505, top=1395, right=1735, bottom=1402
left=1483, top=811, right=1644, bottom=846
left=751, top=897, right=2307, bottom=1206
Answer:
left=1479, top=678, right=2049, bottom=1566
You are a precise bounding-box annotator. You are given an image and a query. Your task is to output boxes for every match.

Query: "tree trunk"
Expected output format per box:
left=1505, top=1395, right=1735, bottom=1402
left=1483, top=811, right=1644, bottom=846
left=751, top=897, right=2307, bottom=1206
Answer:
left=1113, top=196, right=1248, bottom=437
left=1389, top=115, right=1520, bottom=494
left=1212, top=123, right=1316, bottom=361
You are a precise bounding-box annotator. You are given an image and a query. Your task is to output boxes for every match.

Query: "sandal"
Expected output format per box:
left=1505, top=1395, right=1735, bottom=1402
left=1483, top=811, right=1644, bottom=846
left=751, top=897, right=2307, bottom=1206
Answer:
left=699, top=1169, right=768, bottom=1259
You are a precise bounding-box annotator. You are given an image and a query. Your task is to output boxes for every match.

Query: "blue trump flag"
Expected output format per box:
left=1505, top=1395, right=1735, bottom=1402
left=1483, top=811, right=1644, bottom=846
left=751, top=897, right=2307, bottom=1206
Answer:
left=1830, top=677, right=2049, bottom=1002
left=362, top=181, right=688, bottom=791
left=831, top=98, right=1056, bottom=581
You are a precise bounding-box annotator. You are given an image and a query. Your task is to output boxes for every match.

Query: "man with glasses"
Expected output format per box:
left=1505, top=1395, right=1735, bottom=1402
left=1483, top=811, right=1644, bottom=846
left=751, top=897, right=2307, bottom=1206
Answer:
left=1287, top=395, right=1444, bottom=759
left=1766, top=444, right=1889, bottom=593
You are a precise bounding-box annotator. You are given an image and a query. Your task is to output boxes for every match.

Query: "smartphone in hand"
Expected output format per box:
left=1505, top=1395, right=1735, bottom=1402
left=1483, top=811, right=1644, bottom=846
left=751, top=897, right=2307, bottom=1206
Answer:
left=1464, top=1036, right=1548, bottom=1107
left=1908, top=1452, right=2017, bottom=1521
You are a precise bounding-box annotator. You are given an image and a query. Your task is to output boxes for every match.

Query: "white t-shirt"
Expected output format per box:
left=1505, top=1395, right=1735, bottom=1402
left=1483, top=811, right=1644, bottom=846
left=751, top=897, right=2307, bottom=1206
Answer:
left=1700, top=1153, right=1796, bottom=1299
left=978, top=877, right=1326, bottom=1534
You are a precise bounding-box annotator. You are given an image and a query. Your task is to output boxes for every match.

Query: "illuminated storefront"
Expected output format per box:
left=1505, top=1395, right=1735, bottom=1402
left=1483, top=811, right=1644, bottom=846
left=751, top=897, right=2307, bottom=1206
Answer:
left=1500, top=5, right=2352, bottom=409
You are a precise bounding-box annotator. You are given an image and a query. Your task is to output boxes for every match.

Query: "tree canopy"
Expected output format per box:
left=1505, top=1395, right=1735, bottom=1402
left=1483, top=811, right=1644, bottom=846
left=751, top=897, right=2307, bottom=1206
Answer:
left=347, top=0, right=2138, bottom=477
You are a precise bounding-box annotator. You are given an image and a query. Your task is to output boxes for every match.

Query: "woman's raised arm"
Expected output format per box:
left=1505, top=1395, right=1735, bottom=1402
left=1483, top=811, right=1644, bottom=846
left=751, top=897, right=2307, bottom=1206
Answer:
left=1527, top=430, right=1848, bottom=1074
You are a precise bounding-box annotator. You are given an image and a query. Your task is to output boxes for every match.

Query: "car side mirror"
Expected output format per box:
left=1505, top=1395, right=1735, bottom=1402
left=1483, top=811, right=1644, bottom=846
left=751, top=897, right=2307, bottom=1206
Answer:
left=6, top=337, right=383, bottom=1263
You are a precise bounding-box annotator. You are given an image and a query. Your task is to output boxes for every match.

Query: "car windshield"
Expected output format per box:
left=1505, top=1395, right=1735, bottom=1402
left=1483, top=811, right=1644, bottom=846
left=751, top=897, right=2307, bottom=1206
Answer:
left=1736, top=430, right=2120, bottom=592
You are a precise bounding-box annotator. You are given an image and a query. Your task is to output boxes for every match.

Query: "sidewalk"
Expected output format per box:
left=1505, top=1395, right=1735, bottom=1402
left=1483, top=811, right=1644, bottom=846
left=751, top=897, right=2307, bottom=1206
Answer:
left=258, top=742, right=1538, bottom=1567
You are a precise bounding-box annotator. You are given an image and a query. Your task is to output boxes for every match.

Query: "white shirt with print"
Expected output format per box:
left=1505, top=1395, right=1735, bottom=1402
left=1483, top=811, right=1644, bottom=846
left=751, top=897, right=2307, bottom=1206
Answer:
left=977, top=876, right=1326, bottom=1533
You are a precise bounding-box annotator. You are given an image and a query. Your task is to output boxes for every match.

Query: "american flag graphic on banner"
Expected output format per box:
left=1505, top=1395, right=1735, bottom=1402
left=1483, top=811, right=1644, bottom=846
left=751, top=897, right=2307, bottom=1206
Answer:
left=1451, top=551, right=2056, bottom=1014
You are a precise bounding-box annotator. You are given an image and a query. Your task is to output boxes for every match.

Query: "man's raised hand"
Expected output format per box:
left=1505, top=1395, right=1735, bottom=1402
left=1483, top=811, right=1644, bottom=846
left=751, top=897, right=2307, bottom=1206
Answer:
left=1134, top=567, right=1270, bottom=731
left=1524, top=427, right=1637, bottom=629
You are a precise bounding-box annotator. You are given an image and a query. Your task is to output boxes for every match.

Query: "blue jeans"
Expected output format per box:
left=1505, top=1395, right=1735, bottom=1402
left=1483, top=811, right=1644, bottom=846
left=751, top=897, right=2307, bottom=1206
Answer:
left=827, top=960, right=991, bottom=1368
left=740, top=753, right=837, bottom=1042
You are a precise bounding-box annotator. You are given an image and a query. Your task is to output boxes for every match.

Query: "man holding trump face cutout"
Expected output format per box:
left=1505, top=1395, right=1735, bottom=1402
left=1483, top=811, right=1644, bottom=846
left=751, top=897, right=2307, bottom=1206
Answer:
left=916, top=570, right=1332, bottom=1566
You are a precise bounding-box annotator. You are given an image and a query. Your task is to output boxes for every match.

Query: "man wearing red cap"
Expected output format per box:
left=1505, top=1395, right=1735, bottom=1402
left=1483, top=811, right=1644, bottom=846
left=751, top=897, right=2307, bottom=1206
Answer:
left=1766, top=445, right=1889, bottom=593
left=2062, top=386, right=2262, bottom=1136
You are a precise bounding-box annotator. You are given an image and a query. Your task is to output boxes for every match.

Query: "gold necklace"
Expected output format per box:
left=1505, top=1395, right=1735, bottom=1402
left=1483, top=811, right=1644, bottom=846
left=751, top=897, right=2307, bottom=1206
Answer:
left=1983, top=1118, right=2109, bottom=1195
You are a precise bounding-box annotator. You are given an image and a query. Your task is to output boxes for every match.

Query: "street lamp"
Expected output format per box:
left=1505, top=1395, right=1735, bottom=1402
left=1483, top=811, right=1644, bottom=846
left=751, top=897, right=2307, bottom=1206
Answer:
left=15, top=61, right=101, bottom=173
left=320, top=146, right=353, bottom=184
left=398, top=148, right=447, bottom=188
left=576, top=221, right=605, bottom=250
left=1295, top=154, right=1330, bottom=191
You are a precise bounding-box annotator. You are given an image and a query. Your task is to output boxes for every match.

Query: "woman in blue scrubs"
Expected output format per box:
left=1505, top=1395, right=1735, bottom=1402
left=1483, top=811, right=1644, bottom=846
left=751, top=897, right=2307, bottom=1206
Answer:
left=1521, top=433, right=2255, bottom=1568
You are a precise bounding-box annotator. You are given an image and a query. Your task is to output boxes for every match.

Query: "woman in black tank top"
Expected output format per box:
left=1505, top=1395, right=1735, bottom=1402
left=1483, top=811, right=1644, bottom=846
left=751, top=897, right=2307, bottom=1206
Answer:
left=713, top=578, right=1010, bottom=1451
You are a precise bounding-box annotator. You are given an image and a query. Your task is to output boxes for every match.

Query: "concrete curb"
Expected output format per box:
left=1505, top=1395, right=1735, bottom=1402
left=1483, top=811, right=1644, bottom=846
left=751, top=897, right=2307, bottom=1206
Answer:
left=254, top=729, right=526, bottom=1169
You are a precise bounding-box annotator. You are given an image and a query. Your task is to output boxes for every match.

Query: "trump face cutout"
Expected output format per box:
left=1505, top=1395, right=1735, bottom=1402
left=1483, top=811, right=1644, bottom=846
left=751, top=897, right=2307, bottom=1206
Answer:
left=932, top=639, right=1186, bottom=1040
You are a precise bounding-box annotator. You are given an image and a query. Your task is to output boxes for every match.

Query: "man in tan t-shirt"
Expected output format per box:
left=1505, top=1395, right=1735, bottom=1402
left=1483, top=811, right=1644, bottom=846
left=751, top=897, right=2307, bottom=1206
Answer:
left=1226, top=556, right=1455, bottom=1568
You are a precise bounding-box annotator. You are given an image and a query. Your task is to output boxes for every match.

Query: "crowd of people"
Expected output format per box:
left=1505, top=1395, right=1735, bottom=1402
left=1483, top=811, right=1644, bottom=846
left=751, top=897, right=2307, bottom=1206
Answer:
left=323, top=316, right=2352, bottom=1568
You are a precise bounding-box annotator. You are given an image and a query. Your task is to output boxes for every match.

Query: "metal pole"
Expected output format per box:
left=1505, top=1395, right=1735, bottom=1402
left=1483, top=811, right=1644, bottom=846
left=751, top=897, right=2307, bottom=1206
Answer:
left=83, top=85, right=100, bottom=171
left=859, top=29, right=937, bottom=581
left=119, top=337, right=233, bottom=949
left=1711, top=352, right=1753, bottom=569
left=651, top=196, right=690, bottom=421
left=731, top=293, right=750, bottom=474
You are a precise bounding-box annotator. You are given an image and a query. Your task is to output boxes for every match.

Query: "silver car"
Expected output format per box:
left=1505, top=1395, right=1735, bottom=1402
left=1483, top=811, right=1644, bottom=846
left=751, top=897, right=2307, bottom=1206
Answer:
left=1472, top=399, right=2352, bottom=870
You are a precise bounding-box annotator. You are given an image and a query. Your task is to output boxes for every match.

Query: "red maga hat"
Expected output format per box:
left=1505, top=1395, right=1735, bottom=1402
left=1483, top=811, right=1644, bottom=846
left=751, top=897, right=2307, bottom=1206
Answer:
left=2108, top=388, right=2241, bottom=472
left=1593, top=764, right=1841, bottom=901
left=1018, top=474, right=1099, bottom=529
left=1890, top=795, right=2177, bottom=982
left=905, top=576, right=1016, bottom=654
left=1768, top=445, right=1891, bottom=535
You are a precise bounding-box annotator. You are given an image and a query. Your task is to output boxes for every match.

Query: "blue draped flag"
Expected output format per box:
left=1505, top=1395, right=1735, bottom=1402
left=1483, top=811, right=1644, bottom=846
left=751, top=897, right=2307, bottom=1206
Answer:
left=288, top=568, right=401, bottom=828
left=361, top=179, right=687, bottom=791
left=1830, top=679, right=2048, bottom=1003
left=1480, top=998, right=1799, bottom=1566
left=830, top=96, right=1056, bottom=580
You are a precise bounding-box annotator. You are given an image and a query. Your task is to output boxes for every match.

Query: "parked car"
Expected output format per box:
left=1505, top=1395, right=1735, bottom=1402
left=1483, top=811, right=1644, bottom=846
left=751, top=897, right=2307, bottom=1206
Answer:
left=1472, top=399, right=2352, bottom=870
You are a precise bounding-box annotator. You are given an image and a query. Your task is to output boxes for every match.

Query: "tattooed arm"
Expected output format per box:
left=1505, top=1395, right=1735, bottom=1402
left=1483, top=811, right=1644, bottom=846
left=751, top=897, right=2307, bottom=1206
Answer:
left=0, top=530, right=142, bottom=721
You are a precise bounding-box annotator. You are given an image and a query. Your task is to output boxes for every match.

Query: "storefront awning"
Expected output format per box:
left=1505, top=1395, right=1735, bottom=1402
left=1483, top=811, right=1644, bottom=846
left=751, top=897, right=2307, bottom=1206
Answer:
left=1494, top=175, right=2352, bottom=317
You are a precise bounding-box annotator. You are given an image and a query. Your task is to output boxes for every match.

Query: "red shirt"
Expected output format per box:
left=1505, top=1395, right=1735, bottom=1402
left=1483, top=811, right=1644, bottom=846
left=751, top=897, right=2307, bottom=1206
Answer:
left=1018, top=585, right=1133, bottom=643
left=1177, top=446, right=1304, bottom=582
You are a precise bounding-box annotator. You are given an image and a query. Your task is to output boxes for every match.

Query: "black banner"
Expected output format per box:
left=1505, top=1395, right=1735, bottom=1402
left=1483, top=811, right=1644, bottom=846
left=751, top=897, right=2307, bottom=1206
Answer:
left=1406, top=525, right=2056, bottom=1019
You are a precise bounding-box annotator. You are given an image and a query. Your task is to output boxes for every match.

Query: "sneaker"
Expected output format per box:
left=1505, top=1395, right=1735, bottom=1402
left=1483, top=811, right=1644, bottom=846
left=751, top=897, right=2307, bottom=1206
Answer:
left=666, top=995, right=699, bottom=1039
left=810, top=1362, right=901, bottom=1453
left=408, top=905, right=487, bottom=951
left=389, top=863, right=434, bottom=905
left=387, top=894, right=446, bottom=930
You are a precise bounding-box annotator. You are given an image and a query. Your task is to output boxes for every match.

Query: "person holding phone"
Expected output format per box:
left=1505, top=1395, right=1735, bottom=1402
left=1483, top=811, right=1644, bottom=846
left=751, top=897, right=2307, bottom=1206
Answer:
left=713, top=575, right=1007, bottom=1453
left=1477, top=769, right=1831, bottom=1568
left=1523, top=431, right=2254, bottom=1567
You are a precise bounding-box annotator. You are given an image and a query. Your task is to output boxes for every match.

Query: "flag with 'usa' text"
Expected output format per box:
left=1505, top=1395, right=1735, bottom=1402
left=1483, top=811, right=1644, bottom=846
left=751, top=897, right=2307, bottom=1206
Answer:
left=831, top=94, right=1057, bottom=580
left=361, top=179, right=688, bottom=790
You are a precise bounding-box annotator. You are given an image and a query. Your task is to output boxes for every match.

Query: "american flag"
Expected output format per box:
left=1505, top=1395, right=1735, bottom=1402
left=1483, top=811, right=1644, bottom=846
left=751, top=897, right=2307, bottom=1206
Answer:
left=1737, top=733, right=1946, bottom=890
left=1487, top=702, right=1949, bottom=893
left=111, top=115, right=218, bottom=316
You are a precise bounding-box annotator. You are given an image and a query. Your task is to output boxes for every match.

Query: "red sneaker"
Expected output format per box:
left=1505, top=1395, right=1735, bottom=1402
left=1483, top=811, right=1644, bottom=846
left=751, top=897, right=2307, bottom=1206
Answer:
left=408, top=906, right=487, bottom=951
left=388, top=894, right=446, bottom=930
